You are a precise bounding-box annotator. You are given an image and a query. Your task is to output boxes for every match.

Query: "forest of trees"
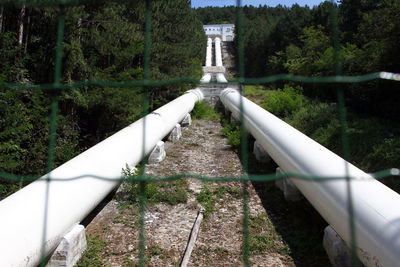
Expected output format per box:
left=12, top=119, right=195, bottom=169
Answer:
left=195, top=0, right=400, bottom=119
left=195, top=0, right=400, bottom=190
left=1, top=0, right=399, bottom=199
left=0, top=0, right=206, bottom=199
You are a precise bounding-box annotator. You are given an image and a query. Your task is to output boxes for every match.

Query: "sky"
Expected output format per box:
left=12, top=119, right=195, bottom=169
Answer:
left=191, top=0, right=328, bottom=8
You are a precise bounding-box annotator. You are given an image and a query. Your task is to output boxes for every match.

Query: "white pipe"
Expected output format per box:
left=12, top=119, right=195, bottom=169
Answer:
left=215, top=37, right=223, bottom=67
left=214, top=38, right=227, bottom=83
left=216, top=73, right=227, bottom=83
left=200, top=73, right=212, bottom=84
left=206, top=37, right=212, bottom=67
left=220, top=88, right=400, bottom=267
left=200, top=38, right=213, bottom=84
left=0, top=89, right=204, bottom=267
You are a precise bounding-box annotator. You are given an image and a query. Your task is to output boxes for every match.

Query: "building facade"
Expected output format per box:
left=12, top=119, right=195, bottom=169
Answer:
left=203, top=24, right=235, bottom=42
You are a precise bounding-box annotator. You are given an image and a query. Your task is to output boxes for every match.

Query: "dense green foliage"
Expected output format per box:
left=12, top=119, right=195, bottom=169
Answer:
left=244, top=85, right=400, bottom=192
left=0, top=0, right=205, bottom=199
left=196, top=1, right=399, bottom=187
left=2, top=1, right=400, bottom=199
left=195, top=1, right=400, bottom=119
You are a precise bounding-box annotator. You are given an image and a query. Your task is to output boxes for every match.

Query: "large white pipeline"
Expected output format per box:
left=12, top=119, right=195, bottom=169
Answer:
left=200, top=38, right=213, bottom=83
left=220, top=88, right=400, bottom=267
left=214, top=37, right=227, bottom=83
left=206, top=37, right=212, bottom=67
left=215, top=37, right=223, bottom=67
left=0, top=89, right=204, bottom=266
left=200, top=73, right=212, bottom=84
left=216, top=73, right=228, bottom=83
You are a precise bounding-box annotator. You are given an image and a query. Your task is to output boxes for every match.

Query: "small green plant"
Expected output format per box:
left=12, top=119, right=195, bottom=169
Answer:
left=182, top=129, right=193, bottom=138
left=113, top=211, right=137, bottom=228
left=167, top=150, right=179, bottom=158
left=248, top=214, right=290, bottom=256
left=196, top=185, right=215, bottom=218
left=222, top=121, right=241, bottom=153
left=149, top=246, right=163, bottom=257
left=191, top=102, right=221, bottom=122
left=196, top=185, right=241, bottom=218
left=224, top=186, right=242, bottom=198
left=76, top=234, right=107, bottom=267
left=122, top=165, right=188, bottom=205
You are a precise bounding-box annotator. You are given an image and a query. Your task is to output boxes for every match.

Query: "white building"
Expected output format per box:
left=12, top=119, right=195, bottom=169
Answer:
left=203, top=24, right=235, bottom=42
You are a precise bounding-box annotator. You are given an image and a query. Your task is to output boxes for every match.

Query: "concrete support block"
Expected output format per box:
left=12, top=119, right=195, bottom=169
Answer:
left=181, top=113, right=192, bottom=127
left=323, top=226, right=352, bottom=267
left=148, top=141, right=166, bottom=164
left=46, top=224, right=87, bottom=267
left=169, top=124, right=182, bottom=142
left=275, top=167, right=302, bottom=202
left=253, top=140, right=270, bottom=163
left=203, top=66, right=226, bottom=73
left=283, top=178, right=302, bottom=202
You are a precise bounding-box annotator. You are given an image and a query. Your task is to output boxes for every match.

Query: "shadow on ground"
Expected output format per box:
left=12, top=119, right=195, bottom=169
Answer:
left=246, top=139, right=331, bottom=267
left=214, top=101, right=331, bottom=266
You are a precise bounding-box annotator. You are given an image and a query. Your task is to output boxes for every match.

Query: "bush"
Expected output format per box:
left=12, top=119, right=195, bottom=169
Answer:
left=287, top=102, right=341, bottom=151
left=242, top=83, right=400, bottom=193
left=191, top=102, right=221, bottom=122
left=222, top=121, right=241, bottom=153
left=0, top=183, right=19, bottom=201
left=261, top=85, right=305, bottom=118
left=243, top=85, right=267, bottom=104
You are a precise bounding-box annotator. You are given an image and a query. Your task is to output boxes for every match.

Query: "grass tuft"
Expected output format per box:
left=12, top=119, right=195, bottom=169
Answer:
left=76, top=234, right=107, bottom=267
left=191, top=102, right=221, bottom=122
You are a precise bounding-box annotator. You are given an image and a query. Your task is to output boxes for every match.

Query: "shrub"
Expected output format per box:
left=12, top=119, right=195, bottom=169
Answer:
left=0, top=183, right=19, bottom=201
left=261, top=85, right=305, bottom=118
left=191, top=101, right=221, bottom=122
left=287, top=102, right=340, bottom=150
left=222, top=121, right=241, bottom=153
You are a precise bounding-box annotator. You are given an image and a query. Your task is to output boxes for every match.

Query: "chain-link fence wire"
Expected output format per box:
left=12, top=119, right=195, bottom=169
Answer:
left=1, top=0, right=400, bottom=266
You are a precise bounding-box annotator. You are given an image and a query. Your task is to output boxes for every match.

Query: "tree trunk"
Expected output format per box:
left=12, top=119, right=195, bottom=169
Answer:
left=2, top=8, right=5, bottom=33
left=77, top=17, right=82, bottom=42
left=24, top=8, right=31, bottom=54
left=18, top=5, right=25, bottom=46
left=0, top=7, right=4, bottom=33
left=0, top=6, right=4, bottom=33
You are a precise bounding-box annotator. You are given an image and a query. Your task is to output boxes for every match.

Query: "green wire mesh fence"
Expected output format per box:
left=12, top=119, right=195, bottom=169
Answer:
left=0, top=0, right=400, bottom=266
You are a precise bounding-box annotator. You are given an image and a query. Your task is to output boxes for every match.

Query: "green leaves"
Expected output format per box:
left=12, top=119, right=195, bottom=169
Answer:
left=261, top=85, right=305, bottom=118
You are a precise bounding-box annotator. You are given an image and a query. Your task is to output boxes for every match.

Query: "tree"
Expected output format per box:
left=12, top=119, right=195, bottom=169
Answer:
left=1, top=1, right=206, bottom=199
left=17, top=5, right=25, bottom=46
left=0, top=7, right=4, bottom=33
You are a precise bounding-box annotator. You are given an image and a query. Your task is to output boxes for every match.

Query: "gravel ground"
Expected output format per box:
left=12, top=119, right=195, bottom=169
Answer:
left=84, top=118, right=293, bottom=266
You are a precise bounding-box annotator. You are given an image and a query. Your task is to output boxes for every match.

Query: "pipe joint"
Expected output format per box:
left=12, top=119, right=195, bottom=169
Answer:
left=186, top=89, right=204, bottom=102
